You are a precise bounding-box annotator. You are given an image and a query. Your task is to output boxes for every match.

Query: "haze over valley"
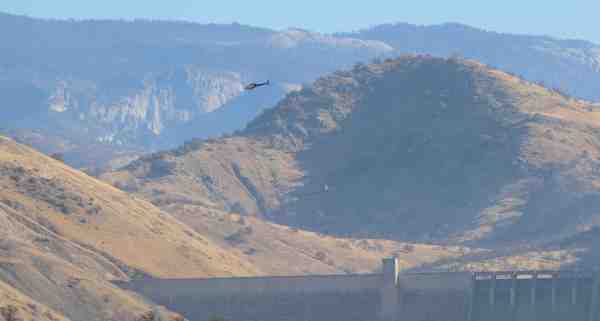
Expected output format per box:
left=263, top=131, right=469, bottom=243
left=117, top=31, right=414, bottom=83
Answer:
left=1, top=7, right=600, bottom=321
left=2, top=12, right=600, bottom=169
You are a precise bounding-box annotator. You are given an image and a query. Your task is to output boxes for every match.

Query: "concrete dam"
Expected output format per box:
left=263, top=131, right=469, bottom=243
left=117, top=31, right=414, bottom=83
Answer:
left=115, top=258, right=600, bottom=321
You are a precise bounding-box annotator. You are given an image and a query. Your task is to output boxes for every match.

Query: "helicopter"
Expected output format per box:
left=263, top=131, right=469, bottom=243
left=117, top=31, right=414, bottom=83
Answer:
left=244, top=80, right=270, bottom=91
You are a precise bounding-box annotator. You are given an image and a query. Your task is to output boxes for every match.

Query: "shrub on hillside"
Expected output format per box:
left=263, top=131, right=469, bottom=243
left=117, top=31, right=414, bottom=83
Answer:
left=49, top=153, right=65, bottom=163
left=135, top=310, right=156, bottom=321
left=208, top=316, right=230, bottom=321
left=134, top=308, right=186, bottom=321
left=314, top=251, right=327, bottom=262
left=224, top=226, right=253, bottom=245
left=0, top=305, right=22, bottom=321
left=402, top=244, right=415, bottom=253
left=174, top=139, right=205, bottom=156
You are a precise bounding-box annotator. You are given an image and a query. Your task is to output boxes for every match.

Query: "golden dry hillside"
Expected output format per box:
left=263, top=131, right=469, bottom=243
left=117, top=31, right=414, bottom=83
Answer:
left=103, top=56, right=600, bottom=267
left=163, top=203, right=481, bottom=275
left=0, top=136, right=258, bottom=278
left=0, top=135, right=261, bottom=321
left=0, top=280, right=72, bottom=321
left=0, top=132, right=498, bottom=321
left=0, top=199, right=152, bottom=321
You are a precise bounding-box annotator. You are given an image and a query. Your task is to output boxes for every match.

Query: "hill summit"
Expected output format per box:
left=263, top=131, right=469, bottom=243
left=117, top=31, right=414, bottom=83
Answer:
left=104, top=55, right=600, bottom=247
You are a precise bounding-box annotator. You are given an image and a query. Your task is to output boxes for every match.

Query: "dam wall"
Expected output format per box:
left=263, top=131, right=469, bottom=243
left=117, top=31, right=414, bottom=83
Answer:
left=115, top=259, right=600, bottom=321
left=470, top=271, right=600, bottom=321
left=117, top=274, right=384, bottom=321
left=120, top=273, right=382, bottom=299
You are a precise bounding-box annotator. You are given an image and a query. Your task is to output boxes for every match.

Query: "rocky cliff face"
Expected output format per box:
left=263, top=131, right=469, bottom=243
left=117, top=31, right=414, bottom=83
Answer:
left=47, top=67, right=245, bottom=142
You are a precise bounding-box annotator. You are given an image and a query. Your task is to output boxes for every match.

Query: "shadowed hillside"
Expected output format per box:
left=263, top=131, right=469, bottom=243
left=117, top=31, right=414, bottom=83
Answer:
left=103, top=56, right=600, bottom=257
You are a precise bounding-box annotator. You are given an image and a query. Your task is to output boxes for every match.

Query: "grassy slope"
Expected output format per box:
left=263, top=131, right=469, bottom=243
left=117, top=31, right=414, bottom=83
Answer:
left=164, top=203, right=480, bottom=275
left=0, top=135, right=258, bottom=278
left=0, top=280, right=72, bottom=321
left=0, top=135, right=260, bottom=321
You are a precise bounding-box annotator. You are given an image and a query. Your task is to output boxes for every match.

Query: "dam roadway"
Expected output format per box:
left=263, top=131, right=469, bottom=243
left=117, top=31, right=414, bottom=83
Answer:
left=115, top=258, right=600, bottom=321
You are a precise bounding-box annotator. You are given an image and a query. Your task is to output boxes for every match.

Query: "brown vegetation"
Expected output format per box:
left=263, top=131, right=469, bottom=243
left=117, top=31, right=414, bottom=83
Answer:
left=0, top=305, right=22, bottom=321
left=0, top=136, right=259, bottom=321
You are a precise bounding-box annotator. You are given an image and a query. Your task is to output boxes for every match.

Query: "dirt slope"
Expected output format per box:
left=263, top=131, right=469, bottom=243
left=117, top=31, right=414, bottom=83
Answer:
left=0, top=135, right=260, bottom=321
left=0, top=279, right=72, bottom=321
left=163, top=203, right=480, bottom=275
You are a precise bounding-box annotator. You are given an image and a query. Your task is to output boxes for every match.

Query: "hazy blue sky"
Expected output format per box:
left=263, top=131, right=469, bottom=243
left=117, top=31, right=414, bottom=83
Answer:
left=3, top=0, right=599, bottom=43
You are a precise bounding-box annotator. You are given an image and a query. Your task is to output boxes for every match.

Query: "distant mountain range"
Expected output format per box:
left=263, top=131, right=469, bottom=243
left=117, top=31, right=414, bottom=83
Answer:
left=341, top=22, right=600, bottom=100
left=1, top=13, right=599, bottom=167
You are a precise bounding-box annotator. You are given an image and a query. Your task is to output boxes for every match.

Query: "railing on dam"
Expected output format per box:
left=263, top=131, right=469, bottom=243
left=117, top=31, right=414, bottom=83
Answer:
left=469, top=270, right=600, bottom=321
